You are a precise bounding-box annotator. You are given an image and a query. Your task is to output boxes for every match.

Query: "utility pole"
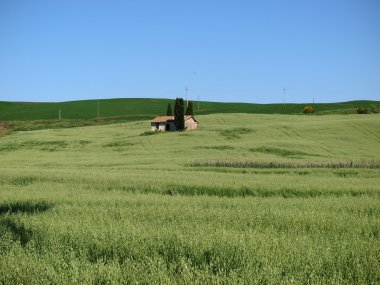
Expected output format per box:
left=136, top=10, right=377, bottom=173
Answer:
left=97, top=101, right=100, bottom=119
left=282, top=88, right=286, bottom=105
left=185, top=87, right=189, bottom=107
left=59, top=109, right=61, bottom=120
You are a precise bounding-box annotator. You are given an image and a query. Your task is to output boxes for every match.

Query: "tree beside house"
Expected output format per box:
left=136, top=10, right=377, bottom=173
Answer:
left=174, top=98, right=185, bottom=131
left=150, top=98, right=198, bottom=132
left=166, top=103, right=173, bottom=116
left=186, top=101, right=193, bottom=116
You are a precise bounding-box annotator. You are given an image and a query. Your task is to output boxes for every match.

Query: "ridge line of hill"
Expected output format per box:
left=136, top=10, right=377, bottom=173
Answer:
left=1, top=98, right=379, bottom=122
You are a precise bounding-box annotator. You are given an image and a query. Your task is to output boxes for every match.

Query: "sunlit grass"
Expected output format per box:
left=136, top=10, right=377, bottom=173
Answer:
left=0, top=113, right=379, bottom=283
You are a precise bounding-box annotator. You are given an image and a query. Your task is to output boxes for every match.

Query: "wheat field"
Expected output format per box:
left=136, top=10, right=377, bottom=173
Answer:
left=0, top=113, right=379, bottom=284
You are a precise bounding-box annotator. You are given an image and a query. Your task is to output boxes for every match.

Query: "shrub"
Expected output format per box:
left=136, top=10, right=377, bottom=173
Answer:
left=303, top=105, right=314, bottom=114
left=370, top=105, right=379, bottom=113
left=357, top=107, right=368, bottom=114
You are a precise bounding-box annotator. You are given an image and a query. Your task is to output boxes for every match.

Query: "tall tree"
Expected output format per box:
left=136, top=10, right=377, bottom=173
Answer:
left=185, top=101, right=193, bottom=116
left=166, top=103, right=173, bottom=116
left=174, top=98, right=185, bottom=131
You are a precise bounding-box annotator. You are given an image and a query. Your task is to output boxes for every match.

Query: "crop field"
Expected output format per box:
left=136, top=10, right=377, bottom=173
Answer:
left=1, top=98, right=379, bottom=122
left=0, top=113, right=379, bottom=284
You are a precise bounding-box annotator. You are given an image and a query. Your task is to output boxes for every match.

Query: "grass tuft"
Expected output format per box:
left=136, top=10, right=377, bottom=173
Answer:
left=103, top=141, right=134, bottom=148
left=189, top=160, right=380, bottom=169
left=218, top=127, right=254, bottom=139
left=0, top=140, right=68, bottom=152
left=249, top=146, right=320, bottom=157
left=201, top=145, right=235, bottom=150
left=140, top=131, right=163, bottom=136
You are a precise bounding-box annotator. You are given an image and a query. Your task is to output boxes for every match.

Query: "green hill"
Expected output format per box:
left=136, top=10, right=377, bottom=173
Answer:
left=1, top=98, right=379, bottom=121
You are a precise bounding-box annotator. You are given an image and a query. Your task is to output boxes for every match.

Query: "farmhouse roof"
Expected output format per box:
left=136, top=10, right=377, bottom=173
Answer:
left=186, top=115, right=198, bottom=123
left=151, top=116, right=174, bottom=123
left=151, top=115, right=198, bottom=123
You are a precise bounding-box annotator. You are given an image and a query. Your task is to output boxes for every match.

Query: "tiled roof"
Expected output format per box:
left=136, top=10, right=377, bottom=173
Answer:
left=151, top=115, right=198, bottom=123
left=151, top=116, right=174, bottom=123
left=185, top=115, right=198, bottom=123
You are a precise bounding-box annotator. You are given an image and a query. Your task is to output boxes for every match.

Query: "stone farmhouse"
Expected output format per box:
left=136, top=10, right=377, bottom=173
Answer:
left=150, top=115, right=198, bottom=132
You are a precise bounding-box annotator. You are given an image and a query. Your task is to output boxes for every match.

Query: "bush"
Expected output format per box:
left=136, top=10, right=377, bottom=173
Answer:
left=303, top=105, right=314, bottom=114
left=370, top=105, right=379, bottom=113
left=357, top=107, right=368, bottom=114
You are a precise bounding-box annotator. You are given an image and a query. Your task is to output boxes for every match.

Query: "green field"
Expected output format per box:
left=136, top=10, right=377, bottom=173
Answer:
left=1, top=98, right=379, bottom=121
left=1, top=113, right=380, bottom=284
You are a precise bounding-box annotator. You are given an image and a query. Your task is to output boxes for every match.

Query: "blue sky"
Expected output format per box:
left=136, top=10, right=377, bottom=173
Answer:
left=1, top=0, right=379, bottom=103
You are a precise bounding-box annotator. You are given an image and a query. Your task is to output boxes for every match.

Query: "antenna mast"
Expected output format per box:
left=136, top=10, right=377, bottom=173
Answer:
left=185, top=87, right=189, bottom=107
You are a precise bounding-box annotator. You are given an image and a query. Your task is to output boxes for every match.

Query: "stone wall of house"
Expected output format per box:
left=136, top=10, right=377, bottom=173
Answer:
left=185, top=118, right=198, bottom=130
left=151, top=118, right=197, bottom=132
left=151, top=122, right=176, bottom=132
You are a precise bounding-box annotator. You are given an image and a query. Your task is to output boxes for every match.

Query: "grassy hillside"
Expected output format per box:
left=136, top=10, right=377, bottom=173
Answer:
left=0, top=113, right=379, bottom=283
left=1, top=98, right=379, bottom=121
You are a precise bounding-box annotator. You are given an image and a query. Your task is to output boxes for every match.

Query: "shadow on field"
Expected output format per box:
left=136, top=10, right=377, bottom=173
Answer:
left=0, top=201, right=53, bottom=247
left=0, top=218, right=34, bottom=246
left=0, top=201, right=54, bottom=215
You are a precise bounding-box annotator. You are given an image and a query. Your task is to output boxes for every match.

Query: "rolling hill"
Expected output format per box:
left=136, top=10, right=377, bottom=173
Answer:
left=1, top=98, right=379, bottom=122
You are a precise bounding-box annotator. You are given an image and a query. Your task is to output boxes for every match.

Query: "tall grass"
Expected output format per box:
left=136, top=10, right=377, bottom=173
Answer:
left=189, top=159, right=380, bottom=169
left=0, top=113, right=379, bottom=283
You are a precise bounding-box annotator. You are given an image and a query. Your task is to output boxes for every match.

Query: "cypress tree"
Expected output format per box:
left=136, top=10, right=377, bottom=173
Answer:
left=174, top=98, right=185, bottom=131
left=166, top=103, right=173, bottom=116
left=185, top=101, right=194, bottom=116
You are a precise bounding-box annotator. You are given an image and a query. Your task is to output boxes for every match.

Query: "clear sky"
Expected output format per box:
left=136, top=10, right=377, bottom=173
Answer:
left=1, top=0, right=379, bottom=103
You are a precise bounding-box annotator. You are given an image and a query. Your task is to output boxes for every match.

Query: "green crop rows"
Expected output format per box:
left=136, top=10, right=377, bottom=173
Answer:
left=0, top=113, right=379, bottom=284
left=1, top=98, right=379, bottom=121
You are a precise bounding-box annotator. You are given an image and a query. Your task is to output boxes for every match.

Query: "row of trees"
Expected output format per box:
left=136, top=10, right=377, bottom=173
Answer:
left=166, top=98, right=193, bottom=131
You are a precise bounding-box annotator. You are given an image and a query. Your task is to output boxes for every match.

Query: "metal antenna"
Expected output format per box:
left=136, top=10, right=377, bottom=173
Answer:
left=185, top=87, right=189, bottom=107
left=283, top=88, right=286, bottom=105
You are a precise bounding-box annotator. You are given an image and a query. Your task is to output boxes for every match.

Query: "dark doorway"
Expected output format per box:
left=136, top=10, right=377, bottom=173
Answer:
left=166, top=123, right=170, bottom=131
